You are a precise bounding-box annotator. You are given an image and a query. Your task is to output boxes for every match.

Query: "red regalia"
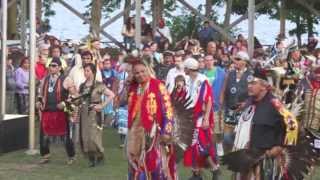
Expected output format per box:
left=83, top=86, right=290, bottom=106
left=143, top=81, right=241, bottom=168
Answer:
left=40, top=75, right=68, bottom=136
left=127, top=78, right=177, bottom=180
left=183, top=80, right=216, bottom=168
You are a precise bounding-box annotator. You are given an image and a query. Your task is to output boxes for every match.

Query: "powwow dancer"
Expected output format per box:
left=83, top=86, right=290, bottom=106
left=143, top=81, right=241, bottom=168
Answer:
left=76, top=63, right=115, bottom=167
left=37, top=57, right=75, bottom=165
left=127, top=61, right=177, bottom=180
left=181, top=57, right=219, bottom=180
left=299, top=66, right=320, bottom=132
left=222, top=68, right=319, bottom=180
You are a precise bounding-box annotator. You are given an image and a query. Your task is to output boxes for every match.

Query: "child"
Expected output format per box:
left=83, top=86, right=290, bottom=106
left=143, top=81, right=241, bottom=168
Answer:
left=171, top=75, right=187, bottom=100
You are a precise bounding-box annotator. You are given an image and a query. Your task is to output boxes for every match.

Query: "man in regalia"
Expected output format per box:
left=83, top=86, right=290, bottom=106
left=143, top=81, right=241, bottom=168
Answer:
left=37, top=57, right=76, bottom=164
left=127, top=61, right=177, bottom=180
left=231, top=68, right=298, bottom=179
left=182, top=57, right=219, bottom=180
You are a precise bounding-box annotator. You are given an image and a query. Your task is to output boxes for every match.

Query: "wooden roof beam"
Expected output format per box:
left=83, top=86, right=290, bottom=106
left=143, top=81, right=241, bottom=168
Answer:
left=58, top=0, right=125, bottom=48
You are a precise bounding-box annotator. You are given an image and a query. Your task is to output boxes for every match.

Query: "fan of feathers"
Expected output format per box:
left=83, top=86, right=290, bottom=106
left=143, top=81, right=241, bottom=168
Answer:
left=221, top=128, right=320, bottom=179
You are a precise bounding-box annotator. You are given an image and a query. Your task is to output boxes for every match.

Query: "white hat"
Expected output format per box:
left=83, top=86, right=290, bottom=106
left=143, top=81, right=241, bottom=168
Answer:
left=235, top=51, right=250, bottom=62
left=184, top=57, right=199, bottom=70
left=39, top=43, right=50, bottom=50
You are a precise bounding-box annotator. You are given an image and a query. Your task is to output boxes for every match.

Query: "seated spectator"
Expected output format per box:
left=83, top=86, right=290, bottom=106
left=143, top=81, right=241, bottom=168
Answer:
left=154, top=18, right=172, bottom=51
left=198, top=21, right=216, bottom=49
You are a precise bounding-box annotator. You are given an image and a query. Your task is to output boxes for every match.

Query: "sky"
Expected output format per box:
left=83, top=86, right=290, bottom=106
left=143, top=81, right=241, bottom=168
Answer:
left=49, top=0, right=320, bottom=45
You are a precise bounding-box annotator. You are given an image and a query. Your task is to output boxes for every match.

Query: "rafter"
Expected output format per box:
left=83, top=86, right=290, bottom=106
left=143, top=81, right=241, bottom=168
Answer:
left=295, top=0, right=320, bottom=17
left=58, top=0, right=124, bottom=48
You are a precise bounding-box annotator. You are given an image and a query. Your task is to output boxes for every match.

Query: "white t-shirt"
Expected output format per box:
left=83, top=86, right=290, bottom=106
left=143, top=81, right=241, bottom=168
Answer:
left=185, top=73, right=208, bottom=108
left=155, top=26, right=172, bottom=43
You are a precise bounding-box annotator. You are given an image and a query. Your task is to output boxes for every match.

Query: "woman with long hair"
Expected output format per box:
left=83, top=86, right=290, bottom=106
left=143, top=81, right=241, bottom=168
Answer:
left=78, top=63, right=115, bottom=167
left=15, top=57, right=30, bottom=114
left=122, top=17, right=135, bottom=51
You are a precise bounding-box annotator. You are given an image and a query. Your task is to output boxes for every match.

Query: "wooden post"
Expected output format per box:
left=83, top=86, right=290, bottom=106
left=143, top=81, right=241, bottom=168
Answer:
left=135, top=0, right=142, bottom=48
left=248, top=0, right=255, bottom=59
left=279, top=0, right=286, bottom=37
left=226, top=0, right=269, bottom=30
left=100, top=2, right=136, bottom=30
left=123, top=0, right=131, bottom=23
left=0, top=0, right=16, bottom=15
left=1, top=0, right=8, bottom=115
left=26, top=0, right=38, bottom=155
left=90, top=0, right=102, bottom=38
left=21, top=0, right=28, bottom=51
left=7, top=0, right=17, bottom=39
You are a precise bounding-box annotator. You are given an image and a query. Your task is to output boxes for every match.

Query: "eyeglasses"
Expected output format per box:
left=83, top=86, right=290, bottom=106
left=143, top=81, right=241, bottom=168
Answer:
left=49, top=64, right=58, bottom=67
left=234, top=58, right=242, bottom=61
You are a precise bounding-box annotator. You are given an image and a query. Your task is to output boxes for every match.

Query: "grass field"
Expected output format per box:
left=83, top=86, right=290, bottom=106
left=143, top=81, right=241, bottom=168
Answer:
left=0, top=128, right=318, bottom=180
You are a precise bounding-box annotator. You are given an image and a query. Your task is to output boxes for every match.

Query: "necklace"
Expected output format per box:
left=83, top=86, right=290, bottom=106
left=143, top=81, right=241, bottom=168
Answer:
left=48, top=76, right=57, bottom=93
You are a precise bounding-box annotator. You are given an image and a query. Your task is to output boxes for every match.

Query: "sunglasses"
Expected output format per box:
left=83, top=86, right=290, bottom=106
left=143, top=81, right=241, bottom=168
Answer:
left=49, top=64, right=59, bottom=67
left=234, top=58, right=242, bottom=61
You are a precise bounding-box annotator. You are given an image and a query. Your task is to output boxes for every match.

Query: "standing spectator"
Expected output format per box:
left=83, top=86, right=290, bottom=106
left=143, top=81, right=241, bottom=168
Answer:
left=154, top=18, right=172, bottom=51
left=141, top=17, right=153, bottom=44
left=67, top=51, right=102, bottom=91
left=198, top=21, right=216, bottom=49
left=207, top=41, right=217, bottom=56
left=197, top=55, right=206, bottom=74
left=221, top=51, right=252, bottom=151
left=90, top=38, right=103, bottom=69
left=46, top=45, right=68, bottom=70
left=115, top=62, right=131, bottom=148
left=237, top=34, right=248, bottom=47
left=314, top=48, right=320, bottom=65
left=122, top=17, right=135, bottom=51
left=203, top=54, right=226, bottom=157
left=6, top=58, right=17, bottom=114
left=150, top=41, right=163, bottom=65
left=36, top=44, right=50, bottom=81
left=166, top=52, right=186, bottom=94
left=101, top=58, right=118, bottom=126
left=231, top=40, right=243, bottom=56
left=15, top=57, right=30, bottom=114
left=154, top=51, right=174, bottom=80
left=307, top=34, right=318, bottom=53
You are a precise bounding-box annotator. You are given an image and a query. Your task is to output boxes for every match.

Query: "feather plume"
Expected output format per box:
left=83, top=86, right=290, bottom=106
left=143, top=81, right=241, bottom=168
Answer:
left=171, top=93, right=194, bottom=152
left=221, top=149, right=265, bottom=172
left=222, top=128, right=320, bottom=179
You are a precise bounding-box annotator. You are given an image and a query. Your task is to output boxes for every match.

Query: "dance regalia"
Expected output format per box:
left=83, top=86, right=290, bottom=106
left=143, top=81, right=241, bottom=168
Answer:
left=183, top=78, right=216, bottom=169
left=40, top=75, right=68, bottom=139
left=222, top=92, right=320, bottom=180
left=301, top=78, right=320, bottom=131
left=127, top=78, right=177, bottom=180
